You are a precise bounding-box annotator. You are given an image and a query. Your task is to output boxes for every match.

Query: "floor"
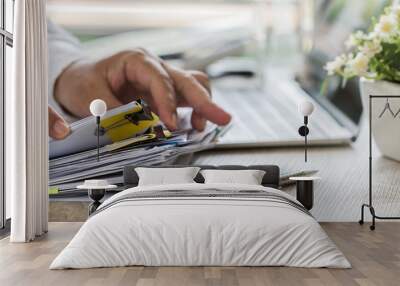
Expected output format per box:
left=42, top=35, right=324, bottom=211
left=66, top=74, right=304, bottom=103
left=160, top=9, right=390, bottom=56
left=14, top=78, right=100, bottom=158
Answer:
left=1, top=222, right=399, bottom=286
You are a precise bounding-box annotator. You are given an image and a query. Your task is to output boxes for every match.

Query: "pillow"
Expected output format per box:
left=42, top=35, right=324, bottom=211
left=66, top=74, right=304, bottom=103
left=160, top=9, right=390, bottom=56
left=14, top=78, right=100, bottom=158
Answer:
left=200, top=169, right=266, bottom=185
left=135, top=167, right=201, bottom=186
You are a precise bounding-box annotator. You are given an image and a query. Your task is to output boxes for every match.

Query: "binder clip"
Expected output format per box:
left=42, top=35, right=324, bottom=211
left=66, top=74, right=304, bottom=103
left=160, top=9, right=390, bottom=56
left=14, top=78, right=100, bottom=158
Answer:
left=96, top=100, right=154, bottom=136
left=149, top=125, right=167, bottom=139
left=96, top=100, right=160, bottom=142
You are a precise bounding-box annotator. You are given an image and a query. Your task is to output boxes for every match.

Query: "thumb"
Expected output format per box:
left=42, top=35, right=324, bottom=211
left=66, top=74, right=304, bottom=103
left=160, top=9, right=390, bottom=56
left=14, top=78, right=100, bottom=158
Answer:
left=49, top=106, right=70, bottom=140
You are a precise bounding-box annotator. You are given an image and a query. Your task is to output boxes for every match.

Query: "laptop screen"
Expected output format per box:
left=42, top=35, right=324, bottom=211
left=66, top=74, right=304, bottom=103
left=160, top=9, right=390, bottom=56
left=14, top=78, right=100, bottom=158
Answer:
left=296, top=0, right=390, bottom=134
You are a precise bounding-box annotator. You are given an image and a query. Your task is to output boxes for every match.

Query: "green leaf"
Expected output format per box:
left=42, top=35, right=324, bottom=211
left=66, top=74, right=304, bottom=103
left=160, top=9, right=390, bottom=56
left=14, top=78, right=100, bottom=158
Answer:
left=320, top=78, right=329, bottom=96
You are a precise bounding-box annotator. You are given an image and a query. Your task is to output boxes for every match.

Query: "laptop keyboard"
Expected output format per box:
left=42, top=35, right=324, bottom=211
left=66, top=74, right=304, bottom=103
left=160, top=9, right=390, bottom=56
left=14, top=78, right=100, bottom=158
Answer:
left=212, top=80, right=351, bottom=145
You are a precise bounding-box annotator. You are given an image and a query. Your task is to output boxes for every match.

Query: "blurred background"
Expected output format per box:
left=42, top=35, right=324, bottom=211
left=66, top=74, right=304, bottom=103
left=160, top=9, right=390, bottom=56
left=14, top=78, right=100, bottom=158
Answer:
left=45, top=0, right=390, bottom=93
left=45, top=0, right=393, bottom=143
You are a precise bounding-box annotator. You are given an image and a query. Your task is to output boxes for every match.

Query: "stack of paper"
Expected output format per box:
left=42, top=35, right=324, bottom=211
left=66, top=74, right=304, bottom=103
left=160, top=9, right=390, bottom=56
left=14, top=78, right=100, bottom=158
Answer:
left=49, top=104, right=223, bottom=193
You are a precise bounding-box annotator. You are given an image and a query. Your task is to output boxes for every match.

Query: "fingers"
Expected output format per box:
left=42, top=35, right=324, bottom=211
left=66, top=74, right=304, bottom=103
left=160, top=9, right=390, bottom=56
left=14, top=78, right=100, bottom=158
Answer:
left=122, top=51, right=178, bottom=130
left=165, top=66, right=231, bottom=129
left=188, top=71, right=212, bottom=130
left=54, top=61, right=123, bottom=118
left=104, top=49, right=231, bottom=131
left=190, top=110, right=207, bottom=131
left=48, top=106, right=70, bottom=140
left=189, top=70, right=211, bottom=94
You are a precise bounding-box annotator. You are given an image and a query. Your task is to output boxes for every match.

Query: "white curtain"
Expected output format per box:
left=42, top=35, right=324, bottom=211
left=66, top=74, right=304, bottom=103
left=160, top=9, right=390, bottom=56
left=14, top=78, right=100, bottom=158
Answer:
left=8, top=0, right=49, bottom=242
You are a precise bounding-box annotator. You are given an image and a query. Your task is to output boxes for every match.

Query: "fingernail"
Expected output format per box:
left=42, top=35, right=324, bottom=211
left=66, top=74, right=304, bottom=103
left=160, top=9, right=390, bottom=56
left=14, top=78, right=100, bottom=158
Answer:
left=170, top=113, right=178, bottom=130
left=53, top=120, right=70, bottom=137
left=198, top=118, right=206, bottom=131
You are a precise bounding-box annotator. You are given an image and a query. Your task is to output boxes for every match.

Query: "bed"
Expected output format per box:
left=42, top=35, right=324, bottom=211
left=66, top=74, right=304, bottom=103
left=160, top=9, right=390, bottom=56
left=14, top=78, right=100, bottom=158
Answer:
left=50, top=165, right=350, bottom=269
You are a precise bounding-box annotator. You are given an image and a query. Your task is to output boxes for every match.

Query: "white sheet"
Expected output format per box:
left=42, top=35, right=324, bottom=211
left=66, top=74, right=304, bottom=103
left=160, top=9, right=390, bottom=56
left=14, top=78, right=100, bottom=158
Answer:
left=50, top=183, right=350, bottom=269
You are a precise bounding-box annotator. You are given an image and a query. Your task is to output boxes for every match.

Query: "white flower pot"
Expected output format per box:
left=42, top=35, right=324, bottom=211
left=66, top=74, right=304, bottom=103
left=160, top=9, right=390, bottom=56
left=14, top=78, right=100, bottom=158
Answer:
left=360, top=77, right=400, bottom=161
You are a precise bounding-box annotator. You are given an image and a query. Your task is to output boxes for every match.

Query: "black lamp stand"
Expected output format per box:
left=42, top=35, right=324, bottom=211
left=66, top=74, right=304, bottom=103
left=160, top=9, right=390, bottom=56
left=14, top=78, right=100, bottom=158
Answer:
left=359, top=95, right=400, bottom=230
left=298, top=116, right=309, bottom=162
left=96, top=116, right=100, bottom=162
left=292, top=115, right=315, bottom=210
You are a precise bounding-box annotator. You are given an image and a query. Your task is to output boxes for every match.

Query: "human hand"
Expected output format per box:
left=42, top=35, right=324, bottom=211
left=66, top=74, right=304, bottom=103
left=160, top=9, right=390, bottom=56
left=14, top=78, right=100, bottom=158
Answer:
left=54, top=49, right=231, bottom=131
left=49, top=105, right=70, bottom=140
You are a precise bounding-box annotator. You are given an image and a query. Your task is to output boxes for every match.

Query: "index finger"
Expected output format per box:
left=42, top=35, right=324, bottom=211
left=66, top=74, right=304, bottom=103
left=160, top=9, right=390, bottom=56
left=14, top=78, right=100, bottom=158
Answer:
left=166, top=66, right=231, bottom=126
left=123, top=52, right=178, bottom=130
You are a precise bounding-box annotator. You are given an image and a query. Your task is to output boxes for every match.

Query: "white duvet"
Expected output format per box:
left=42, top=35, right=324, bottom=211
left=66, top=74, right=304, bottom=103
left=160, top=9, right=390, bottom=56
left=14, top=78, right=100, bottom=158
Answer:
left=50, top=183, right=350, bottom=269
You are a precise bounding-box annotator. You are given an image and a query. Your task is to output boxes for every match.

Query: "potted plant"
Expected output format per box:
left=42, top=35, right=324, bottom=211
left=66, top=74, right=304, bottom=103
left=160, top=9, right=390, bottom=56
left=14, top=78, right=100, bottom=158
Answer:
left=325, top=4, right=400, bottom=161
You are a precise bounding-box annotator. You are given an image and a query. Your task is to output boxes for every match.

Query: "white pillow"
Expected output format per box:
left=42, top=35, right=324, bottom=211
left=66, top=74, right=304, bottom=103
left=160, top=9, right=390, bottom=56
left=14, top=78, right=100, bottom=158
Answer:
left=136, top=167, right=200, bottom=186
left=200, top=169, right=266, bottom=185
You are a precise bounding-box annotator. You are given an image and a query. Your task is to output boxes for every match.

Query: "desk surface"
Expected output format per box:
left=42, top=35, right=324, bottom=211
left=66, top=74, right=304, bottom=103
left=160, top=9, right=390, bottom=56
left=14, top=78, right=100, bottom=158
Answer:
left=194, top=119, right=400, bottom=222
left=49, top=117, right=400, bottom=222
left=49, top=77, right=400, bottom=222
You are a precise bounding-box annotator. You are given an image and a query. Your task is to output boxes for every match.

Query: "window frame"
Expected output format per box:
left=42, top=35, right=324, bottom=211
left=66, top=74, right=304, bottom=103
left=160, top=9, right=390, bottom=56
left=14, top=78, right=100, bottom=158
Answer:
left=0, top=0, right=13, bottom=231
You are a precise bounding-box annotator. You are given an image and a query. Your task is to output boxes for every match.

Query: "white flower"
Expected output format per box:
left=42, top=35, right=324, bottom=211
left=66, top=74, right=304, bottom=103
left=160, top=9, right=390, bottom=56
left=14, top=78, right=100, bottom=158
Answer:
left=366, top=31, right=378, bottom=40
left=345, top=34, right=358, bottom=49
left=324, top=55, right=347, bottom=75
left=391, top=5, right=400, bottom=21
left=345, top=31, right=366, bottom=49
left=374, top=15, right=398, bottom=40
left=359, top=40, right=382, bottom=58
left=346, top=53, right=370, bottom=76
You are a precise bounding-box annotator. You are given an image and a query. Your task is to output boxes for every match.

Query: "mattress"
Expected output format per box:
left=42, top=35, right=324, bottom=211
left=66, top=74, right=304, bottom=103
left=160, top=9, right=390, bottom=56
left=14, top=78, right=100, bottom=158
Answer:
left=50, top=183, right=350, bottom=269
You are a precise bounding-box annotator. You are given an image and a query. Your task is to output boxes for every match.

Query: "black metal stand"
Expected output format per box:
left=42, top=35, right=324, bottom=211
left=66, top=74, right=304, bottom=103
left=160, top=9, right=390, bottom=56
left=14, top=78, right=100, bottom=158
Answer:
left=88, top=188, right=105, bottom=215
left=96, top=116, right=100, bottom=162
left=298, top=116, right=309, bottom=163
left=359, top=95, right=400, bottom=230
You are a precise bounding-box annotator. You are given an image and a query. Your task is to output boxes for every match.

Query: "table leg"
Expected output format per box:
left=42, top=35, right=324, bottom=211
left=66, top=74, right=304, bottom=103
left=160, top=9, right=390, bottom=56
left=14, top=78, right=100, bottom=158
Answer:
left=88, top=188, right=105, bottom=215
left=296, top=180, right=314, bottom=210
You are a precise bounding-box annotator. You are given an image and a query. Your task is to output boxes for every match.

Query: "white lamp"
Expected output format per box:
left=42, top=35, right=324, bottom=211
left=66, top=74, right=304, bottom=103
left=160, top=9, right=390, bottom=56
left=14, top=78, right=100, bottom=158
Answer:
left=298, top=100, right=315, bottom=162
left=298, top=101, right=314, bottom=117
left=90, top=99, right=107, bottom=117
left=90, top=99, right=107, bottom=162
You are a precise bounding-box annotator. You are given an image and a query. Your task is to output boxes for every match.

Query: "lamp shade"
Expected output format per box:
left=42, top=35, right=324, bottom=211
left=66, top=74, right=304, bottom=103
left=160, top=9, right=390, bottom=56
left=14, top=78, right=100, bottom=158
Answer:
left=90, top=99, right=107, bottom=117
left=298, top=101, right=314, bottom=116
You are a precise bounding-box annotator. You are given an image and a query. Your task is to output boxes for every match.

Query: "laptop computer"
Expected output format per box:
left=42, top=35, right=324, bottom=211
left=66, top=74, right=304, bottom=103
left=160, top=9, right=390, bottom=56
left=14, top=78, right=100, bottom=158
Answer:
left=213, top=0, right=388, bottom=148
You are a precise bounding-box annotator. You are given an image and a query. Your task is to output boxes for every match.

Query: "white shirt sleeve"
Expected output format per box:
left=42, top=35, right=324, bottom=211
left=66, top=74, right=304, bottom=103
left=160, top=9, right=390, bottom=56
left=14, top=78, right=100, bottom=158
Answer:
left=47, top=20, right=83, bottom=122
